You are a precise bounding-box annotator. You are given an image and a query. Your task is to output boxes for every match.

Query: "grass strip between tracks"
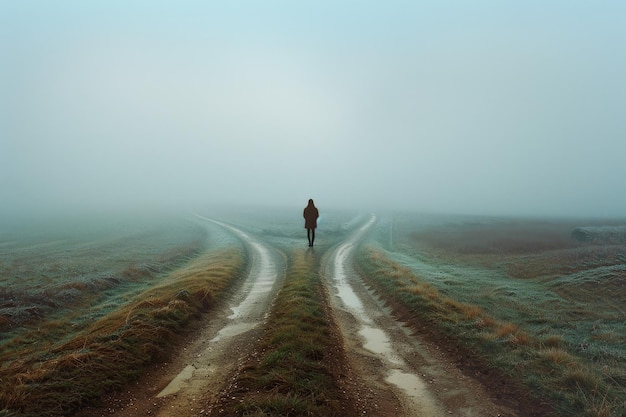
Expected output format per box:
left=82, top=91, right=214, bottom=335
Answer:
left=212, top=249, right=353, bottom=417
left=357, top=245, right=623, bottom=417
left=0, top=249, right=245, bottom=417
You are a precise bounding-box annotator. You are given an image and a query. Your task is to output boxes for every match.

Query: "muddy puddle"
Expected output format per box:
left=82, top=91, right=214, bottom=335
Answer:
left=329, top=214, right=446, bottom=415
left=154, top=217, right=282, bottom=407
left=227, top=241, right=277, bottom=319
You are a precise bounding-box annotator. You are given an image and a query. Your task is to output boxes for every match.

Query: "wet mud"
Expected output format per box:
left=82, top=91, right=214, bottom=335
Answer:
left=80, top=217, right=285, bottom=417
left=83, top=214, right=524, bottom=417
left=324, top=214, right=518, bottom=416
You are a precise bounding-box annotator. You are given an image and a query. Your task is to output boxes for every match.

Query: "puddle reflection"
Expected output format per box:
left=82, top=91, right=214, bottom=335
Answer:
left=359, top=326, right=403, bottom=365
left=331, top=214, right=445, bottom=414
left=228, top=241, right=276, bottom=319
left=386, top=369, right=443, bottom=415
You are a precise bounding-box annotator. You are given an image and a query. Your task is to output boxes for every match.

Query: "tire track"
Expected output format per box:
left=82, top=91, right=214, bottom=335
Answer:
left=84, top=217, right=285, bottom=417
left=324, top=214, right=516, bottom=416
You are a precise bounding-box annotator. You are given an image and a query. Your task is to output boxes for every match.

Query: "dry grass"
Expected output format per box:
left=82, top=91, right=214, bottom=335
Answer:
left=212, top=249, right=354, bottom=417
left=0, top=249, right=245, bottom=417
left=411, top=221, right=580, bottom=255
left=496, top=322, right=519, bottom=338
left=543, top=334, right=565, bottom=348
left=408, top=219, right=626, bottom=280
left=357, top=245, right=624, bottom=417
left=539, top=347, right=577, bottom=367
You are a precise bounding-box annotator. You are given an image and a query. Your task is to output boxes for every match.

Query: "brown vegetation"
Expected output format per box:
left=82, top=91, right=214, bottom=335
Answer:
left=208, top=249, right=355, bottom=417
left=364, top=216, right=626, bottom=416
left=0, top=249, right=245, bottom=417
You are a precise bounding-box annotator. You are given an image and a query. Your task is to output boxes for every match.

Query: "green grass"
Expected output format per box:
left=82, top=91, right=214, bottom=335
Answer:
left=213, top=249, right=353, bottom=417
left=0, top=248, right=246, bottom=417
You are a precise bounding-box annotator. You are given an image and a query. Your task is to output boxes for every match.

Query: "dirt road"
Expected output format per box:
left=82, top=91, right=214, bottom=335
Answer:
left=323, top=214, right=518, bottom=416
left=81, top=217, right=286, bottom=416
left=83, top=215, right=522, bottom=416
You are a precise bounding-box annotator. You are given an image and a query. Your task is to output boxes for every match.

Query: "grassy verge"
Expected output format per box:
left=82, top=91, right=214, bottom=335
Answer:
left=357, top=245, right=623, bottom=417
left=0, top=217, right=207, bottom=335
left=212, top=249, right=354, bottom=417
left=0, top=249, right=245, bottom=417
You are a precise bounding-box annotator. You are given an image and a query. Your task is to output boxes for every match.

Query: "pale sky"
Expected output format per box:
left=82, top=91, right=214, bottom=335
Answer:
left=2, top=1, right=625, bottom=217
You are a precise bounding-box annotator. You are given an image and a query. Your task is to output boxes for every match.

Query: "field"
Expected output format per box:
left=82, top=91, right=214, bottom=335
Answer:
left=360, top=213, right=626, bottom=416
left=1, top=214, right=206, bottom=333
left=0, top=212, right=246, bottom=416
left=1, top=209, right=625, bottom=416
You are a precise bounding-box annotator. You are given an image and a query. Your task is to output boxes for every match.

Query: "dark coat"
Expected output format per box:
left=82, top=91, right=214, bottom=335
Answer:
left=303, top=205, right=319, bottom=229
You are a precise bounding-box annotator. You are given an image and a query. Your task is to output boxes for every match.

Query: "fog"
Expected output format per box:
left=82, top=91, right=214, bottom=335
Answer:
left=2, top=1, right=626, bottom=218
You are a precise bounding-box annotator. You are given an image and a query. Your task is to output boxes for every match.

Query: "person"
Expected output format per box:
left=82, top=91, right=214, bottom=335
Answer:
left=303, top=199, right=319, bottom=247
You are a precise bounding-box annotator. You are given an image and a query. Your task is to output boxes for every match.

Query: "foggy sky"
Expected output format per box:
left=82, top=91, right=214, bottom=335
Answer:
left=2, top=1, right=626, bottom=218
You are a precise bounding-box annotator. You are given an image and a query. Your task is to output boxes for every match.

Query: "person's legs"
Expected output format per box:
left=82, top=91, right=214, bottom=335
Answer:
left=311, top=229, right=315, bottom=246
left=307, top=229, right=312, bottom=246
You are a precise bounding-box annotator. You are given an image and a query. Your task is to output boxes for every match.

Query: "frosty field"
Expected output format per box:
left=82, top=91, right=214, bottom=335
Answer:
left=1, top=214, right=209, bottom=336
left=1, top=208, right=625, bottom=416
left=362, top=213, right=626, bottom=415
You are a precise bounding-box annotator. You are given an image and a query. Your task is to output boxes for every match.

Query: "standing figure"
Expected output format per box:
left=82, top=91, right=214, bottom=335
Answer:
left=303, top=199, right=319, bottom=247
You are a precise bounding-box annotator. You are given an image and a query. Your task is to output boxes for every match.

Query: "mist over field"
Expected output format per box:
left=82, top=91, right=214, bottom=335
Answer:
left=2, top=5, right=626, bottom=412
left=2, top=1, right=626, bottom=219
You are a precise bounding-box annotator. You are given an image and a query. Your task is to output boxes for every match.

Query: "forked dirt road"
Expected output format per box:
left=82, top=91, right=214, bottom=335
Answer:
left=83, top=215, right=521, bottom=416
